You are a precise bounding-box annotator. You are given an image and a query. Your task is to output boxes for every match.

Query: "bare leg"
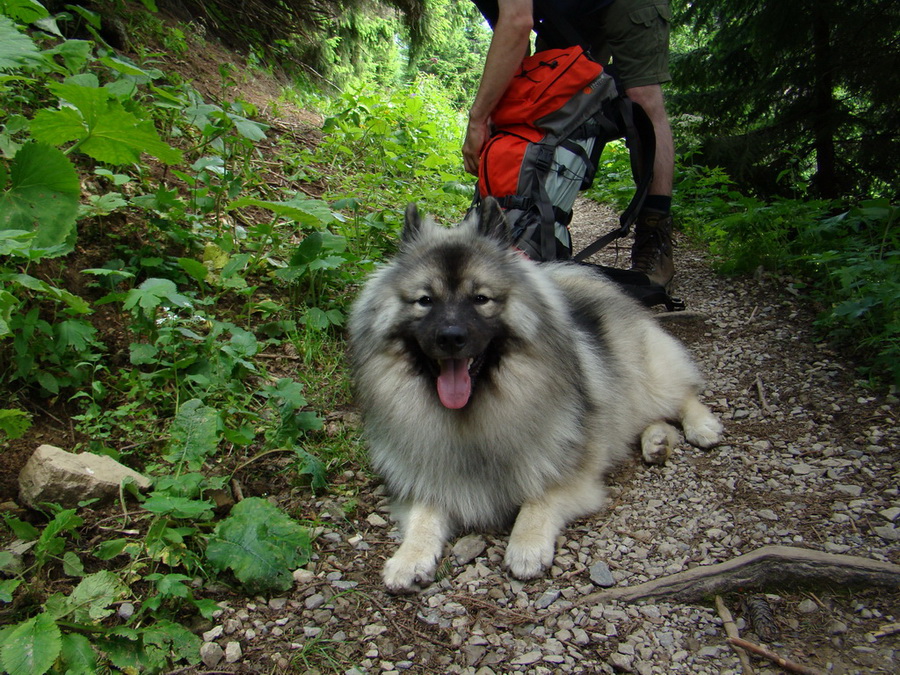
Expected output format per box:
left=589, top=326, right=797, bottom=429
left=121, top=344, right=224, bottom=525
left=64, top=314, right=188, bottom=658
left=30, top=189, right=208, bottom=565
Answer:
left=625, top=83, right=674, bottom=198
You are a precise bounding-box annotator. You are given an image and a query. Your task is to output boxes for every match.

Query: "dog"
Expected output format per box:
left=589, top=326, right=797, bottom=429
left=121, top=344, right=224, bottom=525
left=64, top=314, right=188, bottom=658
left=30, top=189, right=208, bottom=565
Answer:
left=348, top=198, right=723, bottom=592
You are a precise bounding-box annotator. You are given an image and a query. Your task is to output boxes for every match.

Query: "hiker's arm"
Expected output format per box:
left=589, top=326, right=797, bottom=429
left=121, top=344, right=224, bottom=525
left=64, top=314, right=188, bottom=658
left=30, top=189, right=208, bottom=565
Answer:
left=463, top=0, right=533, bottom=175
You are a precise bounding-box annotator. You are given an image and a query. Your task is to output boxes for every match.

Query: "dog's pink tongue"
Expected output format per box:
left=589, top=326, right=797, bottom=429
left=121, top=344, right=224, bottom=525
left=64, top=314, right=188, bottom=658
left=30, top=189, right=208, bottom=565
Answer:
left=437, top=358, right=471, bottom=409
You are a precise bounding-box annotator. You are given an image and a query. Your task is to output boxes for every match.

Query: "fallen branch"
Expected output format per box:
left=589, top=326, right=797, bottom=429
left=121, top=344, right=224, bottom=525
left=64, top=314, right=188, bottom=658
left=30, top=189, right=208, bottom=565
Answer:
left=728, top=637, right=823, bottom=675
left=573, top=546, right=900, bottom=605
left=870, top=622, right=900, bottom=639
left=715, top=596, right=754, bottom=674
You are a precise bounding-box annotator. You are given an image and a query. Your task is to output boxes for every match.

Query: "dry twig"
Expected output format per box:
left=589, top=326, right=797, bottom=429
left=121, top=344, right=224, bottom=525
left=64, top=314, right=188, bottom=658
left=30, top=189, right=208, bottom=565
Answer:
left=728, top=637, right=823, bottom=675
left=715, top=596, right=754, bottom=674
left=870, top=622, right=900, bottom=638
left=755, top=374, right=772, bottom=414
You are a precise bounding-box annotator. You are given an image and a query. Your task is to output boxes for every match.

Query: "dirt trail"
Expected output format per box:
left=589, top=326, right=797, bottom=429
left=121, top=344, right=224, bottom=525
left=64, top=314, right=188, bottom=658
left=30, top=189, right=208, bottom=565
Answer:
left=195, top=198, right=899, bottom=674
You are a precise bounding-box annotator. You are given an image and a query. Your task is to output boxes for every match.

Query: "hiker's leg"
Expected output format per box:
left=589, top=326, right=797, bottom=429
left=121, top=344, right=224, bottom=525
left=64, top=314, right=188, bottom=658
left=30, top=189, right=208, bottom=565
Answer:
left=624, top=83, right=673, bottom=199
left=600, top=1, right=675, bottom=285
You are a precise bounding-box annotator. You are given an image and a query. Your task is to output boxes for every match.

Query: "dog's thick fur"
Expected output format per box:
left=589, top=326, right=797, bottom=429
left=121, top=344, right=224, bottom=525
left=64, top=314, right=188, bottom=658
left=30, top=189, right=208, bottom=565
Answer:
left=348, top=199, right=723, bottom=592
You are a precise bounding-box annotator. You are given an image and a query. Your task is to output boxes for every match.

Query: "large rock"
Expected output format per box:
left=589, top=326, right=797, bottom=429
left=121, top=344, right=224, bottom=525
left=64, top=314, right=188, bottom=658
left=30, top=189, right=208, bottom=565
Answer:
left=18, top=445, right=151, bottom=508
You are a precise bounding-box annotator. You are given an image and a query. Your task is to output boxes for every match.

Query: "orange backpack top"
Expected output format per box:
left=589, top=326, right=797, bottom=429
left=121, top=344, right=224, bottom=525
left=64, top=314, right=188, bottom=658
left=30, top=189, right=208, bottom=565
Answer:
left=475, top=45, right=655, bottom=262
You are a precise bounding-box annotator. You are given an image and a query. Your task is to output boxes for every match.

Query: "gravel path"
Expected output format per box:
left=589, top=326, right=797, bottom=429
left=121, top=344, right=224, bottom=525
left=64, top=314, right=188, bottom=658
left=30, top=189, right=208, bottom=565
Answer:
left=199, top=199, right=899, bottom=674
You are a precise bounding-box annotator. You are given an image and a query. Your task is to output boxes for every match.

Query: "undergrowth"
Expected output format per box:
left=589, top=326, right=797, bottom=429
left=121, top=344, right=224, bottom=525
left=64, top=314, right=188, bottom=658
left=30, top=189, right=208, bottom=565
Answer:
left=587, top=142, right=899, bottom=387
left=0, top=3, right=468, bottom=673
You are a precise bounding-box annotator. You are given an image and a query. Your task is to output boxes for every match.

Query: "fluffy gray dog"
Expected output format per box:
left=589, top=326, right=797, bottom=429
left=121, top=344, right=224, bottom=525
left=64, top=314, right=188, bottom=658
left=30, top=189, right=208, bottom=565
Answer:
left=348, top=198, right=722, bottom=592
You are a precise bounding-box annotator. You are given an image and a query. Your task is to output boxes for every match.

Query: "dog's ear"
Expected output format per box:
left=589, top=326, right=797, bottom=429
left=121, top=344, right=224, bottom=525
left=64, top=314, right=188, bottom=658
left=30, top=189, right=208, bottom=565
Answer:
left=476, top=197, right=511, bottom=245
left=401, top=203, right=421, bottom=243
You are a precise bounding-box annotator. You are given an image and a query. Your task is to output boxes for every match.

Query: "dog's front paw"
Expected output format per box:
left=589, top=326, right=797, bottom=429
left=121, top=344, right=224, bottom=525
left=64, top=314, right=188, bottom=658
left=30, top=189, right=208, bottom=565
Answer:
left=504, top=534, right=554, bottom=580
left=382, top=550, right=438, bottom=593
left=684, top=414, right=724, bottom=449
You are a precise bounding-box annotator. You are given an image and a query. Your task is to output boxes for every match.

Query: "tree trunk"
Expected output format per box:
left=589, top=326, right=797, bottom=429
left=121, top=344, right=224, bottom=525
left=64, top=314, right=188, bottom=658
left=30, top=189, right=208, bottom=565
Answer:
left=811, top=4, right=838, bottom=198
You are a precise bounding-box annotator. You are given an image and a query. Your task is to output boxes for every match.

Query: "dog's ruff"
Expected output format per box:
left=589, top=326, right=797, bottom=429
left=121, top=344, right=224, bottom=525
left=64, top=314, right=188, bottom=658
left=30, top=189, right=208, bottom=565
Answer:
left=348, top=198, right=723, bottom=592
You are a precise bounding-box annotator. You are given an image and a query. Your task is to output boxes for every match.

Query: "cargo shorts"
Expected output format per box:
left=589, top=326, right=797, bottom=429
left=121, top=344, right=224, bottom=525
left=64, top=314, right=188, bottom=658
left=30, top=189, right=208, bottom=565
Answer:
left=538, top=0, right=672, bottom=90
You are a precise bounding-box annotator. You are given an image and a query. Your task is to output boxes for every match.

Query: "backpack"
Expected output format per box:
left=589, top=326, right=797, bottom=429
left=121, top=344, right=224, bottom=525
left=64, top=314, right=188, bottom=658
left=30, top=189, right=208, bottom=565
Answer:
left=471, top=44, right=684, bottom=310
left=474, top=43, right=655, bottom=262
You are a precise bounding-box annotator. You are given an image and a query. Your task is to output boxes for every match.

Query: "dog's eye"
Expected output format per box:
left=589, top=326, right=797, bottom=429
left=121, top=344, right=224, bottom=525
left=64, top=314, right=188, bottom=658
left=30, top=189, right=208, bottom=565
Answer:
left=415, top=295, right=432, bottom=307
left=473, top=294, right=491, bottom=305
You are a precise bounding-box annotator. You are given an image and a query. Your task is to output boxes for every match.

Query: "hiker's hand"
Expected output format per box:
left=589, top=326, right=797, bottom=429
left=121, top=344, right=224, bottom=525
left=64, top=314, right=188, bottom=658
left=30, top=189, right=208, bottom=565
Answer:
left=463, top=119, right=488, bottom=175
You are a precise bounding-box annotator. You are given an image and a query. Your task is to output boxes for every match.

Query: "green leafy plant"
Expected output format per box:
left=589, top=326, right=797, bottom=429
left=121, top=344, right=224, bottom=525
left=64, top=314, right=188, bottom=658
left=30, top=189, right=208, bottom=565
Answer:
left=0, top=408, right=31, bottom=439
left=797, top=200, right=899, bottom=384
left=205, top=497, right=311, bottom=593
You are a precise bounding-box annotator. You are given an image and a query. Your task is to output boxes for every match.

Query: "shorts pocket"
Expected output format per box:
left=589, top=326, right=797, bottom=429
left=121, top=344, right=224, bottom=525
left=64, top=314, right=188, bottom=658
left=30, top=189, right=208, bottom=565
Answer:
left=630, top=3, right=672, bottom=28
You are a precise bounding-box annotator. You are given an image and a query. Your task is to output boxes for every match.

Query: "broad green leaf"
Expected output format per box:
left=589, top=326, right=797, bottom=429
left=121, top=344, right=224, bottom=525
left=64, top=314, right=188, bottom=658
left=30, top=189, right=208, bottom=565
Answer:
left=178, top=257, right=208, bottom=282
left=59, top=633, right=98, bottom=674
left=0, top=579, right=22, bottom=603
left=83, top=191, right=127, bottom=216
left=123, top=277, right=192, bottom=313
left=304, top=307, right=330, bottom=331
left=0, top=289, right=15, bottom=335
left=5, top=273, right=91, bottom=313
left=0, top=612, right=61, bottom=675
left=62, top=551, right=85, bottom=576
left=141, top=494, right=214, bottom=519
left=94, top=538, right=128, bottom=561
left=0, top=409, right=32, bottom=439
left=35, top=371, right=59, bottom=395
left=226, top=112, right=267, bottom=141
left=0, top=230, right=34, bottom=257
left=3, top=515, right=39, bottom=540
left=293, top=411, right=324, bottom=431
left=265, top=377, right=308, bottom=409
left=192, top=597, right=220, bottom=619
left=0, top=143, right=80, bottom=256
left=46, top=39, right=92, bottom=75
left=227, top=194, right=336, bottom=226
left=31, top=82, right=182, bottom=165
left=0, top=16, right=40, bottom=72
left=308, top=254, right=346, bottom=272
left=99, top=55, right=159, bottom=84
left=68, top=571, right=128, bottom=623
left=129, top=342, right=158, bottom=365
left=290, top=232, right=323, bottom=265
left=154, top=472, right=206, bottom=499
left=56, top=319, right=96, bottom=351
left=294, top=447, right=327, bottom=491
left=36, top=507, right=81, bottom=547
left=34, top=509, right=81, bottom=565
left=1, top=0, right=50, bottom=23
left=163, top=398, right=219, bottom=470
left=141, top=620, right=200, bottom=665
left=202, top=242, right=229, bottom=269
left=205, top=497, right=310, bottom=593
left=150, top=572, right=192, bottom=598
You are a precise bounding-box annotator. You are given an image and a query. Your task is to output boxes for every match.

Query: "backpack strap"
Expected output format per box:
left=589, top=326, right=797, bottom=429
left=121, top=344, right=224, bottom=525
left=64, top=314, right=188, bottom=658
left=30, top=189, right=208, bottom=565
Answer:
left=534, top=144, right=558, bottom=261
left=573, top=97, right=656, bottom=262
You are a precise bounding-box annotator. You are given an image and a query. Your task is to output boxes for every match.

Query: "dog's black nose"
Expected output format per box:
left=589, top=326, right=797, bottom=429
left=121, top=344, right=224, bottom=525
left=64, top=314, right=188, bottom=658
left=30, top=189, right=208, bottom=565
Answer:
left=436, top=325, right=467, bottom=353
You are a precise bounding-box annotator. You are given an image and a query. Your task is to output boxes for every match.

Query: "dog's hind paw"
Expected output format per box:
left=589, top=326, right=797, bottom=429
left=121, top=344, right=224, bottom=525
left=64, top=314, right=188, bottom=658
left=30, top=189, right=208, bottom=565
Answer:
left=641, top=422, right=677, bottom=465
left=382, top=552, right=437, bottom=593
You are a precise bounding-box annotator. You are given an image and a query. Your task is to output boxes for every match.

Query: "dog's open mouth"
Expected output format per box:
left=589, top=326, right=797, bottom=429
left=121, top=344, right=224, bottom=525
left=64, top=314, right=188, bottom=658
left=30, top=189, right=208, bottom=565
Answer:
left=436, top=352, right=487, bottom=410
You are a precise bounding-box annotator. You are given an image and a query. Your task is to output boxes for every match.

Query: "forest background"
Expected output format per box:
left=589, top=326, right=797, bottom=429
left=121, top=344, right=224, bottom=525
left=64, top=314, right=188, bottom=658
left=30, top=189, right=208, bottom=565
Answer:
left=0, top=0, right=897, bottom=673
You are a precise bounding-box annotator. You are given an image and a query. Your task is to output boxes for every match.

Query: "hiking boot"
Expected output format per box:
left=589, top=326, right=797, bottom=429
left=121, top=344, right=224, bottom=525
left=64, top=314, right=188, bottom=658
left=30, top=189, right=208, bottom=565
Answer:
left=631, top=208, right=675, bottom=289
